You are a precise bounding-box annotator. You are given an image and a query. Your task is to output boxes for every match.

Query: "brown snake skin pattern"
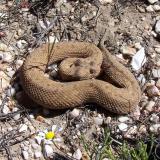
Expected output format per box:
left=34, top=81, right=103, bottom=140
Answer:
left=20, top=42, right=141, bottom=114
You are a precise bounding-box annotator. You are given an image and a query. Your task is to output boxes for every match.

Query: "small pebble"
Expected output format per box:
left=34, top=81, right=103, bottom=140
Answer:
left=155, top=20, right=160, bottom=34
left=19, top=124, right=28, bottom=132
left=118, top=123, right=128, bottom=131
left=153, top=4, right=160, bottom=11
left=120, top=46, right=136, bottom=56
left=139, top=125, right=147, bottom=134
left=70, top=108, right=80, bottom=118
left=3, top=53, right=12, bottom=63
left=34, top=151, right=42, bottom=158
left=105, top=116, right=112, bottom=124
left=99, top=0, right=113, bottom=4
left=93, top=117, right=103, bottom=125
left=152, top=69, right=160, bottom=78
left=146, top=85, right=160, bottom=97
left=22, top=151, right=29, bottom=160
left=44, top=145, right=53, bottom=157
left=150, top=124, right=160, bottom=133
left=16, top=40, right=27, bottom=49
left=36, top=115, right=45, bottom=122
left=73, top=148, right=82, bottom=160
left=146, top=5, right=154, bottom=12
left=150, top=113, right=159, bottom=123
left=0, top=43, right=8, bottom=51
left=155, top=47, right=160, bottom=54
left=145, top=100, right=155, bottom=112
left=148, top=0, right=158, bottom=4
left=156, top=79, right=160, bottom=88
left=118, top=116, right=129, bottom=122
left=134, top=42, right=142, bottom=50
left=2, top=105, right=10, bottom=114
left=6, top=87, right=16, bottom=97
left=12, top=107, right=20, bottom=120
left=16, top=59, right=23, bottom=68
left=137, top=74, right=146, bottom=86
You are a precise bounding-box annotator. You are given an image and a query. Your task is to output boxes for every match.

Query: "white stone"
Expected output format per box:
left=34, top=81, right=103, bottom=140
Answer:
left=134, top=42, right=142, bottom=50
left=139, top=125, right=147, bottom=134
left=155, top=20, right=160, bottom=34
left=146, top=5, right=154, bottom=12
left=155, top=47, right=160, bottom=54
left=120, top=46, right=136, bottom=56
left=93, top=117, right=103, bottom=125
left=7, top=70, right=15, bottom=78
left=73, top=149, right=82, bottom=160
left=2, top=105, right=10, bottom=114
left=3, top=53, right=12, bottom=63
left=19, top=124, right=28, bottom=132
left=150, top=113, right=159, bottom=123
left=12, top=107, right=20, bottom=120
left=137, top=74, right=146, bottom=86
left=6, top=87, right=16, bottom=97
left=118, top=123, right=128, bottom=131
left=118, top=116, right=129, bottom=122
left=150, top=124, right=160, bottom=133
left=131, top=47, right=146, bottom=71
left=153, top=4, right=160, bottom=11
left=47, top=36, right=58, bottom=43
left=34, top=151, right=42, bottom=158
left=148, top=0, right=158, bottom=4
left=39, top=20, right=50, bottom=29
left=152, top=69, right=160, bottom=78
left=0, top=43, right=8, bottom=51
left=99, top=0, right=113, bottom=4
left=22, top=151, right=29, bottom=160
left=145, top=101, right=155, bottom=112
left=70, top=108, right=80, bottom=118
left=16, top=40, right=27, bottom=49
left=44, top=145, right=53, bottom=157
left=16, top=59, right=23, bottom=67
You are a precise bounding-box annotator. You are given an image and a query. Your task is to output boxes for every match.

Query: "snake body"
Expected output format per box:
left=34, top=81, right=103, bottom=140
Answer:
left=20, top=42, right=141, bottom=114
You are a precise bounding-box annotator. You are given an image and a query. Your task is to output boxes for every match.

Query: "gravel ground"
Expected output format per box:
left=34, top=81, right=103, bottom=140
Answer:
left=0, top=0, right=160, bottom=159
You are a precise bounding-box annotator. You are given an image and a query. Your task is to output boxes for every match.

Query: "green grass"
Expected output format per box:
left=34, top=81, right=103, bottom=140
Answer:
left=80, top=127, right=159, bottom=160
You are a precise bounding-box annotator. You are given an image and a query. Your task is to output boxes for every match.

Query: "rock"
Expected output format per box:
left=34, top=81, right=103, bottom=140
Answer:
left=150, top=113, right=159, bottom=123
left=148, top=0, right=158, bottom=4
left=44, top=145, right=53, bottom=157
left=73, top=149, right=82, bottom=160
left=118, top=123, right=128, bottom=131
left=150, top=124, right=160, bottom=133
left=93, top=117, right=103, bottom=125
left=6, top=87, right=16, bottom=97
left=155, top=20, right=160, bottom=34
left=7, top=70, right=15, bottom=78
left=47, top=36, right=58, bottom=43
left=139, top=125, right=147, bottom=134
left=155, top=47, right=160, bottom=54
left=70, top=108, right=80, bottom=118
left=2, top=105, right=10, bottom=114
left=152, top=69, right=160, bottom=78
left=22, top=151, right=29, bottom=160
left=0, top=43, right=8, bottom=51
left=3, top=52, right=12, bottom=63
left=145, top=100, right=155, bottom=112
left=125, top=126, right=137, bottom=138
left=146, top=5, right=154, bottom=12
left=36, top=115, right=45, bottom=122
left=131, top=47, right=146, bottom=71
left=153, top=4, right=160, bottom=11
left=131, top=106, right=141, bottom=120
left=99, top=0, right=113, bottom=4
left=156, top=79, right=160, bottom=88
left=34, top=151, right=42, bottom=158
left=16, top=59, right=23, bottom=68
left=19, top=124, right=28, bottom=132
left=120, top=46, right=136, bottom=56
left=118, top=116, right=129, bottom=122
left=146, top=85, right=160, bottom=97
left=12, top=107, right=20, bottom=120
left=134, top=42, right=142, bottom=50
left=16, top=40, right=28, bottom=49
left=104, top=116, right=112, bottom=124
left=137, top=74, right=146, bottom=86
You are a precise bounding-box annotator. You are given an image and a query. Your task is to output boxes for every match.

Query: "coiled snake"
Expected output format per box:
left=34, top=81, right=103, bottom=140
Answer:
left=20, top=41, right=141, bottom=114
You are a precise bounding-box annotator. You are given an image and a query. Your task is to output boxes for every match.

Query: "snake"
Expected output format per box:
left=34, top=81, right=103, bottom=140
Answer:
left=20, top=41, right=141, bottom=114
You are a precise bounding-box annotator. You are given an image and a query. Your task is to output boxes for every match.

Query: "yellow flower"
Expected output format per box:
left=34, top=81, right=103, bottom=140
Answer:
left=45, top=131, right=55, bottom=140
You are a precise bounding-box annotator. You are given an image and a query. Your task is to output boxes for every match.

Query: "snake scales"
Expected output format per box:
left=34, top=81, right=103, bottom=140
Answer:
left=20, top=42, right=141, bottom=114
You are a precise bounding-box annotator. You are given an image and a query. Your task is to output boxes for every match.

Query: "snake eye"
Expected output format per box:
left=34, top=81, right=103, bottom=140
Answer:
left=90, top=68, right=96, bottom=74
